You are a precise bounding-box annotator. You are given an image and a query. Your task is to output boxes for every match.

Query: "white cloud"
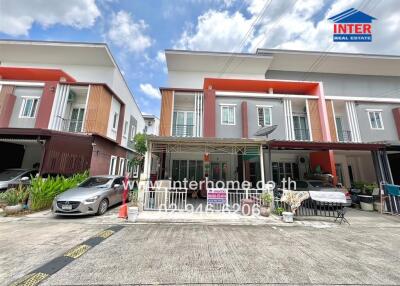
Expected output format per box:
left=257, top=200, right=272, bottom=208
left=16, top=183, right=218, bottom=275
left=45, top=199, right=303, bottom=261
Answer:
left=106, top=11, right=152, bottom=53
left=156, top=50, right=166, bottom=63
left=174, top=10, right=253, bottom=51
left=139, top=83, right=161, bottom=99
left=174, top=0, right=400, bottom=55
left=0, top=0, right=100, bottom=36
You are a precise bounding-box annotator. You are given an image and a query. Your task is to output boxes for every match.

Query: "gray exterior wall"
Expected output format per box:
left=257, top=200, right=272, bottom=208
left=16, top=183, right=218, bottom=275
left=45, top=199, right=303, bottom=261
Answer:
left=356, top=103, right=400, bottom=142
left=215, top=96, right=286, bottom=139
left=266, top=70, right=400, bottom=99
left=9, top=87, right=43, bottom=128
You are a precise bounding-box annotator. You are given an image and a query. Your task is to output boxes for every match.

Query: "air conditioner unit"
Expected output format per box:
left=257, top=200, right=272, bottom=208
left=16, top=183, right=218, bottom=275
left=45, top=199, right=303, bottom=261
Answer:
left=297, top=156, right=309, bottom=179
left=67, top=92, right=75, bottom=103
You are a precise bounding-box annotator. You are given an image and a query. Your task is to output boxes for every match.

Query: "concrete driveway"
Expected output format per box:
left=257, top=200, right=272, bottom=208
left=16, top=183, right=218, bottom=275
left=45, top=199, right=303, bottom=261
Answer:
left=2, top=208, right=400, bottom=285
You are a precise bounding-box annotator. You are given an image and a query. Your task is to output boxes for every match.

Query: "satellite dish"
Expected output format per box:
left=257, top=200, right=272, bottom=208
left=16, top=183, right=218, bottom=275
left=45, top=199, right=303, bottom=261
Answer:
left=254, top=125, right=278, bottom=138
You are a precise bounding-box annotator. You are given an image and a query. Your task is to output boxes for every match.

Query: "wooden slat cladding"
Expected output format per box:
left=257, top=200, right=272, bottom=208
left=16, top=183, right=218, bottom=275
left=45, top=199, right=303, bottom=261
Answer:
left=84, top=85, right=112, bottom=137
left=326, top=100, right=338, bottom=142
left=159, top=90, right=173, bottom=136
left=308, top=99, right=323, bottom=141
left=0, top=85, right=15, bottom=117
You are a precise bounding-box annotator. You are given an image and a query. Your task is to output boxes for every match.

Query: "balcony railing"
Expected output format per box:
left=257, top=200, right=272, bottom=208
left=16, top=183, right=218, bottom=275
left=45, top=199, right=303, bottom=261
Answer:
left=60, top=118, right=84, bottom=133
left=337, top=130, right=352, bottom=142
left=294, top=128, right=310, bottom=141
left=172, top=124, right=195, bottom=137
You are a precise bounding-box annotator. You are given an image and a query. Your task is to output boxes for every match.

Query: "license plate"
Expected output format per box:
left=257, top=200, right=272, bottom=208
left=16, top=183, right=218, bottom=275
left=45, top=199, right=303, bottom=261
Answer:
left=62, top=204, right=72, bottom=210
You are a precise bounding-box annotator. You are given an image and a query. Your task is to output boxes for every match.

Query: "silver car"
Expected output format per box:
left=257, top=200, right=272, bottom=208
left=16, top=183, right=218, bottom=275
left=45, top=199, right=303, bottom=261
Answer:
left=52, top=176, right=126, bottom=216
left=0, top=169, right=38, bottom=192
left=295, top=180, right=352, bottom=207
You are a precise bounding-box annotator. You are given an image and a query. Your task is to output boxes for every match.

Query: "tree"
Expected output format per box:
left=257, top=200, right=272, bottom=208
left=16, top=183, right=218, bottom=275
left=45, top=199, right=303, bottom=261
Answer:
left=132, top=133, right=147, bottom=168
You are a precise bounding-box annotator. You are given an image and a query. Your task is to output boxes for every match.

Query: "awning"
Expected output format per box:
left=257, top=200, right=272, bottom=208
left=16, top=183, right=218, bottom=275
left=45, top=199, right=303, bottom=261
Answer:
left=266, top=140, right=386, bottom=151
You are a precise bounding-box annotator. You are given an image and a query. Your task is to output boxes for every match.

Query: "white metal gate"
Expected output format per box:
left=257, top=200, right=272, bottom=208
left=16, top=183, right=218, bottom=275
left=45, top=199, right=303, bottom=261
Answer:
left=144, top=188, right=187, bottom=211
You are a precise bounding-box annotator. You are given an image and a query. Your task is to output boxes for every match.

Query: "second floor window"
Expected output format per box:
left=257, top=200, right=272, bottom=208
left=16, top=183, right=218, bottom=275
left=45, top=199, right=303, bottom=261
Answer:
left=221, top=105, right=235, bottom=125
left=123, top=121, right=128, bottom=137
left=368, top=111, right=384, bottom=129
left=257, top=106, right=272, bottom=126
left=20, top=97, right=39, bottom=118
left=112, top=112, right=119, bottom=130
left=172, top=111, right=194, bottom=137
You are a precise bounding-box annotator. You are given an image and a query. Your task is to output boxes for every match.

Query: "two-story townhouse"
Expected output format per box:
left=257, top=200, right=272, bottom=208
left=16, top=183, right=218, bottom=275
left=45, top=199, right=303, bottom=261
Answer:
left=142, top=114, right=160, bottom=136
left=0, top=40, right=145, bottom=177
left=144, top=49, right=399, bottom=200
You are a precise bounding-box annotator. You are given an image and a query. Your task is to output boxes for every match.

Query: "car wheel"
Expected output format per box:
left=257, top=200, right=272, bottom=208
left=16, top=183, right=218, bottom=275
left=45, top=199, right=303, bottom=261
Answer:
left=97, top=199, right=108, bottom=216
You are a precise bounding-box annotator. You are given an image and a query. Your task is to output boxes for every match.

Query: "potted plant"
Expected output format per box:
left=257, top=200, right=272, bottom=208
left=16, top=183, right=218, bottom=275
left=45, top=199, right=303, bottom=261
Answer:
left=260, top=192, right=273, bottom=217
left=358, top=182, right=376, bottom=211
left=128, top=188, right=139, bottom=222
left=0, top=186, right=28, bottom=215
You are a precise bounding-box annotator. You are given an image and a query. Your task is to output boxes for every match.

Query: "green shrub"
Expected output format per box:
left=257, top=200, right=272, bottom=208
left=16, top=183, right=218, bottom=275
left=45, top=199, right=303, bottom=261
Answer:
left=0, top=185, right=28, bottom=206
left=274, top=207, right=284, bottom=216
left=29, top=171, right=89, bottom=211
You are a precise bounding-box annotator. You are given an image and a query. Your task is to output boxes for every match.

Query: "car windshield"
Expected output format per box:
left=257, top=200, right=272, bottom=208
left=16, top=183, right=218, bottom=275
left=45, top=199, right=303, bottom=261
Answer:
left=309, top=181, right=334, bottom=188
left=79, top=177, right=111, bottom=188
left=0, top=170, right=25, bottom=181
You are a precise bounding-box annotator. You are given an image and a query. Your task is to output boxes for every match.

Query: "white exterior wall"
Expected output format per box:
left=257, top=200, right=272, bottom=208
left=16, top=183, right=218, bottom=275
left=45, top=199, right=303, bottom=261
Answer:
left=144, top=118, right=160, bottom=135
left=168, top=71, right=265, bottom=89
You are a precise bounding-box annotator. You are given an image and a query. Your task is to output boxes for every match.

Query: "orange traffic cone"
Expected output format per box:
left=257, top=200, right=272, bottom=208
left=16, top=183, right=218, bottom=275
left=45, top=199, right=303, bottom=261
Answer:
left=118, top=203, right=128, bottom=219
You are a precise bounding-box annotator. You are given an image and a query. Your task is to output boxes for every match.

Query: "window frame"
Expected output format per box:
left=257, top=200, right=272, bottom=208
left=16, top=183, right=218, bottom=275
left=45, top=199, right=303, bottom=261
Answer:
left=112, top=112, right=119, bottom=131
left=19, top=96, right=40, bottom=119
left=367, top=110, right=384, bottom=130
left=123, top=121, right=128, bottom=138
left=256, top=105, right=272, bottom=127
left=220, top=104, right=236, bottom=126
left=109, top=156, right=117, bottom=175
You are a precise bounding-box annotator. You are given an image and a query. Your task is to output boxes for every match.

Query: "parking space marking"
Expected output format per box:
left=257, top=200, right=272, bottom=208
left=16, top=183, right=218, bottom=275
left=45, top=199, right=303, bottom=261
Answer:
left=95, top=229, right=114, bottom=239
left=9, top=225, right=124, bottom=286
left=10, top=272, right=49, bottom=286
left=63, top=244, right=91, bottom=259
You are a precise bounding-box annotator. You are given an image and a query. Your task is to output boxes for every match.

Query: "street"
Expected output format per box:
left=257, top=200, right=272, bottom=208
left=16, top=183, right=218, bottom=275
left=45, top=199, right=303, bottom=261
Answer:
left=2, top=210, right=400, bottom=285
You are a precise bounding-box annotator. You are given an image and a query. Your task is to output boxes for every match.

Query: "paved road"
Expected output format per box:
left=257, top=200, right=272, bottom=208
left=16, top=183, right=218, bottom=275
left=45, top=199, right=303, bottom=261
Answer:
left=2, top=209, right=400, bottom=285
left=41, top=224, right=400, bottom=285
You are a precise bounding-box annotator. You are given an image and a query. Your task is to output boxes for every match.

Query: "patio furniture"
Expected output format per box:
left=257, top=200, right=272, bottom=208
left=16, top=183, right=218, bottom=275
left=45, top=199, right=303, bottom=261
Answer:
left=381, top=184, right=400, bottom=215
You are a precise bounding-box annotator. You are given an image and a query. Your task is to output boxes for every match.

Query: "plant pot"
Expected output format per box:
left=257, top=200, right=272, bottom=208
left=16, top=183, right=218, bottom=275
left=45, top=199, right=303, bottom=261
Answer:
left=282, top=212, right=294, bottom=223
left=128, top=206, right=139, bottom=222
left=373, top=201, right=382, bottom=212
left=4, top=204, right=23, bottom=215
left=260, top=206, right=271, bottom=217
left=358, top=195, right=374, bottom=211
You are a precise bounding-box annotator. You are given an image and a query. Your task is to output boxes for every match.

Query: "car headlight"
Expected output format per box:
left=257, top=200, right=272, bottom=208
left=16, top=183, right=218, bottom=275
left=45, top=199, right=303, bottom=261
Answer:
left=84, top=195, right=99, bottom=204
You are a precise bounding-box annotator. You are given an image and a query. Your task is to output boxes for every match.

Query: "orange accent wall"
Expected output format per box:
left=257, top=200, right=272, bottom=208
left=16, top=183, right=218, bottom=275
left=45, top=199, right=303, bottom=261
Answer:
left=159, top=90, right=173, bottom=136
left=203, top=89, right=216, bottom=137
left=241, top=101, right=248, bottom=138
left=310, top=151, right=337, bottom=184
left=203, top=78, right=319, bottom=95
left=308, top=100, right=323, bottom=141
left=326, top=100, right=338, bottom=142
left=85, top=85, right=112, bottom=137
left=0, top=67, right=76, bottom=82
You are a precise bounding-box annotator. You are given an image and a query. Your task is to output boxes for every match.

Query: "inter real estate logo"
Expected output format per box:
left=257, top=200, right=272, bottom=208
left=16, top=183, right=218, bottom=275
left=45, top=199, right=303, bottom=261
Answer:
left=328, top=8, right=377, bottom=42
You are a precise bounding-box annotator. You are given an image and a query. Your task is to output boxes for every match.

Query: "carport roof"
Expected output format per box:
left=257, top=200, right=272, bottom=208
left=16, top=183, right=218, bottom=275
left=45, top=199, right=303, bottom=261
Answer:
left=266, top=140, right=386, bottom=151
left=147, top=135, right=266, bottom=145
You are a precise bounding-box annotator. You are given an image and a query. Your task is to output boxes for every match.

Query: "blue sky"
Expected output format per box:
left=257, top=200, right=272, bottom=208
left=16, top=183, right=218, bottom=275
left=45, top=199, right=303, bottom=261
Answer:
left=1, top=0, right=399, bottom=116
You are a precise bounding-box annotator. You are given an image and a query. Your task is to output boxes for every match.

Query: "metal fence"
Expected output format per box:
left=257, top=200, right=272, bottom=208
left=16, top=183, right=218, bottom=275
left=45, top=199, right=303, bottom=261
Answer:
left=143, top=188, right=265, bottom=212
left=143, top=188, right=188, bottom=211
left=275, top=198, right=345, bottom=218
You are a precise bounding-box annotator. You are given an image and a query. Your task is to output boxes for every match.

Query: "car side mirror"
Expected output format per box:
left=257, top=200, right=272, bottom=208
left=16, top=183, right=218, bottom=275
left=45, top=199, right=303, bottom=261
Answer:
left=20, top=177, right=30, bottom=182
left=113, top=184, right=121, bottom=188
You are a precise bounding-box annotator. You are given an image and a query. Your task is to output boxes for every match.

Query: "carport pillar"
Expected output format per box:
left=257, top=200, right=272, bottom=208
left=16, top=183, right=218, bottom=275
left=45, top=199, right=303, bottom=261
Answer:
left=143, top=142, right=152, bottom=180
left=259, top=145, right=265, bottom=190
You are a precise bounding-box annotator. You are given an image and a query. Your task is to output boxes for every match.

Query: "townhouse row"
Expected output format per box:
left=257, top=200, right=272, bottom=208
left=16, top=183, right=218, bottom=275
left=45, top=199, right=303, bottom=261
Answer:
left=145, top=49, right=400, bottom=189
left=0, top=40, right=156, bottom=177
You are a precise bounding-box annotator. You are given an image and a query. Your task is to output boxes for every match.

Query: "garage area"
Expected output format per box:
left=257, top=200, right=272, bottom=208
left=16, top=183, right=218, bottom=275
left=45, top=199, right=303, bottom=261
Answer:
left=0, top=139, right=44, bottom=171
